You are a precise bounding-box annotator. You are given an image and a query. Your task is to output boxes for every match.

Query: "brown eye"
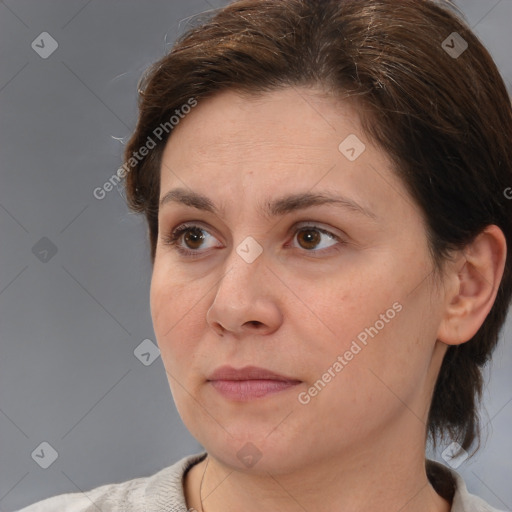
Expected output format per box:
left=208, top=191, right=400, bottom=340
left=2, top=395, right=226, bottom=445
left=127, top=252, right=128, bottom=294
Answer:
left=182, top=227, right=206, bottom=250
left=291, top=224, right=340, bottom=253
left=162, top=223, right=220, bottom=257
left=296, top=228, right=322, bottom=250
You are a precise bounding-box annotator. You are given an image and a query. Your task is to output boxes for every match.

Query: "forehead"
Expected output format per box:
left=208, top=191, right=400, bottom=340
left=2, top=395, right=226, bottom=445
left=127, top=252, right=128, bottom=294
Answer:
left=166, top=87, right=364, bottom=155
left=158, top=87, right=415, bottom=225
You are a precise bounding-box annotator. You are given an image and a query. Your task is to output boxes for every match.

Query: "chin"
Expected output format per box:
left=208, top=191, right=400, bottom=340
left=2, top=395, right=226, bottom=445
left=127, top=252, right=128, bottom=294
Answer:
left=202, top=430, right=310, bottom=475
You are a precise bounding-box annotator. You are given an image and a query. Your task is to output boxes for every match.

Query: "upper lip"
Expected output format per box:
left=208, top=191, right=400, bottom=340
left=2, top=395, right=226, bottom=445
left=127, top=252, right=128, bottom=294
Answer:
left=207, top=365, right=300, bottom=382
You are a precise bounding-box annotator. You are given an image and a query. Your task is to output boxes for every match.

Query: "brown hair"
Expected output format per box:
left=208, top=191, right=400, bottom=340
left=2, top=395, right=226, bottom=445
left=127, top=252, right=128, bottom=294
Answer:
left=123, top=0, right=512, bottom=455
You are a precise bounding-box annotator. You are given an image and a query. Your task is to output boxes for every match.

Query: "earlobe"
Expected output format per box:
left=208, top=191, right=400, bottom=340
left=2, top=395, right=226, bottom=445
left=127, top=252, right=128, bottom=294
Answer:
left=437, top=225, right=507, bottom=346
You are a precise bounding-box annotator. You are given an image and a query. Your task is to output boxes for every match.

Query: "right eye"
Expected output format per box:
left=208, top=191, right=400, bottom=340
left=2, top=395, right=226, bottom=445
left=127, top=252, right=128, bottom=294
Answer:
left=161, top=223, right=222, bottom=257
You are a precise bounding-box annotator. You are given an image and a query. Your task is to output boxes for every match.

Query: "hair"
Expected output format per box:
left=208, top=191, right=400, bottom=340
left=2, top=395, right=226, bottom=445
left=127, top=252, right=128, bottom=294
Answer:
left=123, top=0, right=512, bottom=456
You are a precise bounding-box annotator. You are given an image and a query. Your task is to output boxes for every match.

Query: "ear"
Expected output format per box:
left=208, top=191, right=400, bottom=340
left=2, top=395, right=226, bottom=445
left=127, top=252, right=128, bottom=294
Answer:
left=437, top=225, right=507, bottom=346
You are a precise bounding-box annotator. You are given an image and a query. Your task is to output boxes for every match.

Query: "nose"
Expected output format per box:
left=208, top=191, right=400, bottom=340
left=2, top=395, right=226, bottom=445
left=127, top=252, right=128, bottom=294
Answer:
left=206, top=248, right=282, bottom=338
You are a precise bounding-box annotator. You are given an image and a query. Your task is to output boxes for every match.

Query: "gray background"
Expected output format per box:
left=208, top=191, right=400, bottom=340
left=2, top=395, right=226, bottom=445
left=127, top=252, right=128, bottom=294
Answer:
left=0, top=1, right=511, bottom=511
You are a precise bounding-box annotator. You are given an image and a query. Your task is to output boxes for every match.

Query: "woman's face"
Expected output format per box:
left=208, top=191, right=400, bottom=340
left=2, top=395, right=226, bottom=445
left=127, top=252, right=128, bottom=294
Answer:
left=150, top=87, right=450, bottom=473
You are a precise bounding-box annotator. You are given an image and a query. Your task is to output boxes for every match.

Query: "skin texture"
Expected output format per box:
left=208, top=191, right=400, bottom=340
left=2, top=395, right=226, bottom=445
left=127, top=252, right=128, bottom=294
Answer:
left=149, top=87, right=506, bottom=512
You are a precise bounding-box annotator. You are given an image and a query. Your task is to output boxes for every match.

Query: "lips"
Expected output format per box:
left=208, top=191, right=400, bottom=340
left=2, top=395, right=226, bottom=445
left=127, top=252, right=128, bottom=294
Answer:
left=207, top=365, right=302, bottom=401
left=207, top=365, right=300, bottom=382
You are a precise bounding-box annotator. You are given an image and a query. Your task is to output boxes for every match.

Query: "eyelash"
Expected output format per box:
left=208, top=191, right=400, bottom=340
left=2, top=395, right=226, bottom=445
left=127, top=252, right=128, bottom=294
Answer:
left=161, top=222, right=345, bottom=259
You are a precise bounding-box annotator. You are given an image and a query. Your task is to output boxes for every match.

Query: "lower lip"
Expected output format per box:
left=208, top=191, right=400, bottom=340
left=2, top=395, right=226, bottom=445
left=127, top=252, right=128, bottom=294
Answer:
left=209, top=379, right=301, bottom=401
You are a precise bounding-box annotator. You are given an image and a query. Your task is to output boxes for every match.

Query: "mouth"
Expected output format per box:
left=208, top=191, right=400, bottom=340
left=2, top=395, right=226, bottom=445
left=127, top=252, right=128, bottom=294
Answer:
left=207, top=365, right=302, bottom=401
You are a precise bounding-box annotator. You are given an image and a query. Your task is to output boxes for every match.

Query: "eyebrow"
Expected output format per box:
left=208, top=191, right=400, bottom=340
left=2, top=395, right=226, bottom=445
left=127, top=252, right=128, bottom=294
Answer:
left=159, top=187, right=377, bottom=220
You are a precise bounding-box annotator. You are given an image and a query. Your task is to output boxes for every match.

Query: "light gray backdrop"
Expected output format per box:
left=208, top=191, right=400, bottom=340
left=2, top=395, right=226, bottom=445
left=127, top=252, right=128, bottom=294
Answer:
left=0, top=1, right=511, bottom=511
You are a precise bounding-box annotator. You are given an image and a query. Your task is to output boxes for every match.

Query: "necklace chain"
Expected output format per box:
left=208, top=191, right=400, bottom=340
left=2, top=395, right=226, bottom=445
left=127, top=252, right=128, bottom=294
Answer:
left=198, top=455, right=209, bottom=512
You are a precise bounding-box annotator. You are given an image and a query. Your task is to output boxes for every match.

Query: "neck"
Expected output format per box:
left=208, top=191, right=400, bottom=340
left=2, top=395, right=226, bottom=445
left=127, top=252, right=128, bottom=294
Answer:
left=184, top=430, right=451, bottom=512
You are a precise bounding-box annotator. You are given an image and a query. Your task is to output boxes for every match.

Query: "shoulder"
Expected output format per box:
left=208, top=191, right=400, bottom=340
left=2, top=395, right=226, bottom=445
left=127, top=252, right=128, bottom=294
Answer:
left=426, top=459, right=506, bottom=512
left=17, top=452, right=208, bottom=512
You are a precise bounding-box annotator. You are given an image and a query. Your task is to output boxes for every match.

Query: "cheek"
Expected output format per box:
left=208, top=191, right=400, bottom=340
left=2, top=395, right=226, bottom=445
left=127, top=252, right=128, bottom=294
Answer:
left=306, top=260, right=438, bottom=392
left=149, top=265, right=205, bottom=361
left=346, top=287, right=442, bottom=410
left=305, top=302, right=437, bottom=438
left=151, top=258, right=202, bottom=324
left=150, top=266, right=174, bottom=338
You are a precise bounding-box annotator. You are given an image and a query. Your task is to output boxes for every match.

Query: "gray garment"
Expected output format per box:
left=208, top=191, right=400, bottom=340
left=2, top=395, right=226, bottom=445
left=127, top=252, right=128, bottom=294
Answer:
left=17, top=452, right=505, bottom=512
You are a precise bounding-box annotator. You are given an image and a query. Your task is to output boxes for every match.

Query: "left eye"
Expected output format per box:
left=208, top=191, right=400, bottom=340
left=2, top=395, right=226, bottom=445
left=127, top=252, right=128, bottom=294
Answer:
left=161, top=222, right=342, bottom=256
left=291, top=225, right=340, bottom=251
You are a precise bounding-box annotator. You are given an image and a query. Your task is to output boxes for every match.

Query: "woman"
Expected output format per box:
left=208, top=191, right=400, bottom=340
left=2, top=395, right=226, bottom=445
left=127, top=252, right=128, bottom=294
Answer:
left=19, top=0, right=511, bottom=510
